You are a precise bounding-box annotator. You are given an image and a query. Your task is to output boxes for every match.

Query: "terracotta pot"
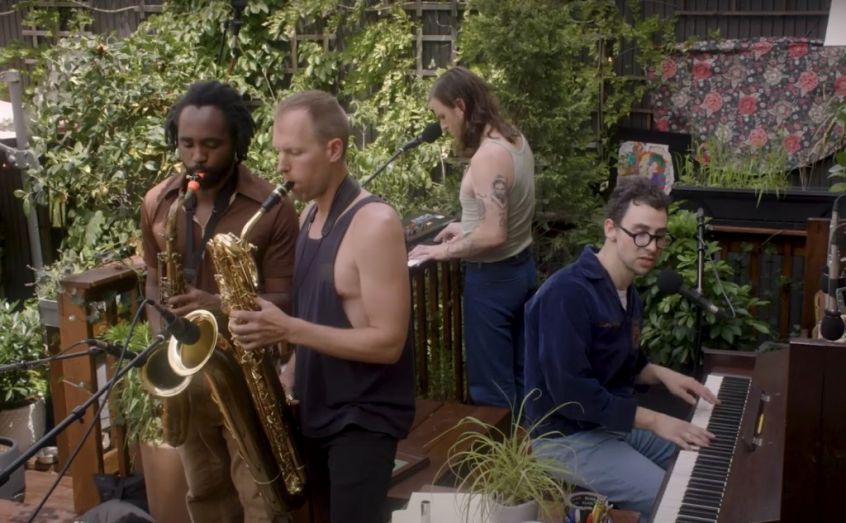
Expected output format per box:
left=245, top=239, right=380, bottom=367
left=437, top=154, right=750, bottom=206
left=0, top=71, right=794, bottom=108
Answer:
left=491, top=498, right=539, bottom=523
left=138, top=442, right=190, bottom=523
left=0, top=436, right=25, bottom=501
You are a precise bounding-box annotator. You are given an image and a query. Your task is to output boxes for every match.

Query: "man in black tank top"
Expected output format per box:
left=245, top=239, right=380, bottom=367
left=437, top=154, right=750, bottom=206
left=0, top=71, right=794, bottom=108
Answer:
left=229, top=91, right=415, bottom=523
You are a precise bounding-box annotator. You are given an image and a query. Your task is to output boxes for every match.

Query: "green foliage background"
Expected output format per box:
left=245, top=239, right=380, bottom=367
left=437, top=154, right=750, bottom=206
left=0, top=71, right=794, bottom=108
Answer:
left=5, top=0, right=671, bottom=298
left=0, top=300, right=47, bottom=409
left=636, top=207, right=772, bottom=369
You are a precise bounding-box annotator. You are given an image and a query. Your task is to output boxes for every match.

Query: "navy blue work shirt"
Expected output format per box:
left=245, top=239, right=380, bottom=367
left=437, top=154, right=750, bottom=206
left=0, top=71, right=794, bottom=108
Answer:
left=524, top=246, right=650, bottom=436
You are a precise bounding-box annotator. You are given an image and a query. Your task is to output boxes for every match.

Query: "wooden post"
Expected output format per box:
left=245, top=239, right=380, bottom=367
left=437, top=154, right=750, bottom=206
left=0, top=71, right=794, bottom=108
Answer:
left=52, top=262, right=140, bottom=514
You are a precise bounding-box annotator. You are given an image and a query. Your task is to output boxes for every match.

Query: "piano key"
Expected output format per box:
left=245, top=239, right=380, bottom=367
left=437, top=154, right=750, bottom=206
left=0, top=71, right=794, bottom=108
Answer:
left=651, top=374, right=751, bottom=522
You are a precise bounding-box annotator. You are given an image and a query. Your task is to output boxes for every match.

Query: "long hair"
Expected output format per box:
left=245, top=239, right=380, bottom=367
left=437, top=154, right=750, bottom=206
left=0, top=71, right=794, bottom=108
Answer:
left=165, top=80, right=255, bottom=163
left=429, top=67, right=519, bottom=157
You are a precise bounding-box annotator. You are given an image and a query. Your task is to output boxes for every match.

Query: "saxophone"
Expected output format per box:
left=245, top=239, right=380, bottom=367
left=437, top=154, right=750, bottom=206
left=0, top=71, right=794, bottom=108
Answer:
left=142, top=172, right=203, bottom=446
left=205, top=181, right=306, bottom=510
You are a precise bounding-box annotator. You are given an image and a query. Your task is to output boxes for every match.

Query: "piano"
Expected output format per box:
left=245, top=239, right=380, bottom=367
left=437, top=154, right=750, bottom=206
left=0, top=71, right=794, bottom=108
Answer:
left=651, top=338, right=846, bottom=522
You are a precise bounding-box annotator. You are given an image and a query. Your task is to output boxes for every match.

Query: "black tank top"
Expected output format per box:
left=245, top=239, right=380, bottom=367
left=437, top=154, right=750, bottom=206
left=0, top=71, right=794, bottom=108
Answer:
left=293, top=190, right=415, bottom=439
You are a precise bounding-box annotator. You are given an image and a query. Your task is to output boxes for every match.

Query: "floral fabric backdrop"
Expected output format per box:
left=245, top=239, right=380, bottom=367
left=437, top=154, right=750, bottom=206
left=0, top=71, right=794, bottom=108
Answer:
left=650, top=37, right=846, bottom=170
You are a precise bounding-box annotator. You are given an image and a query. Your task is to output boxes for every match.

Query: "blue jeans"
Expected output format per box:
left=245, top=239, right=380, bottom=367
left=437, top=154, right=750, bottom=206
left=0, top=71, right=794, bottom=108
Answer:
left=533, top=428, right=677, bottom=522
left=463, top=249, right=536, bottom=408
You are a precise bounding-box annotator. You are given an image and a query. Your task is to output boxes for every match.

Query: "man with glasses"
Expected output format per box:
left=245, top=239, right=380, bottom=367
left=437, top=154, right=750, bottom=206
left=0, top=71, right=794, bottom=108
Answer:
left=522, top=176, right=717, bottom=521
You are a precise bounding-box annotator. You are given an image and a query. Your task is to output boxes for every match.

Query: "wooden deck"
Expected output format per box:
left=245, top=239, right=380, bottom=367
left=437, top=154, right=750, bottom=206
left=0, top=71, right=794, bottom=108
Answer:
left=0, top=470, right=77, bottom=522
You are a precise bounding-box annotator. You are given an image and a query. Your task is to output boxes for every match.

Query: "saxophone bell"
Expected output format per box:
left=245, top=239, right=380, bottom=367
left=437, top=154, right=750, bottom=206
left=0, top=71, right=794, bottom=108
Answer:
left=167, top=309, right=220, bottom=377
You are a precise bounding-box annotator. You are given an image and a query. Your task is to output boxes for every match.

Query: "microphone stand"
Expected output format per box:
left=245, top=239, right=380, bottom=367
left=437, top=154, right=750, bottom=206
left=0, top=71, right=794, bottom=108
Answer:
left=361, top=147, right=407, bottom=189
left=0, top=344, right=118, bottom=374
left=0, top=335, right=165, bottom=488
left=693, top=208, right=706, bottom=379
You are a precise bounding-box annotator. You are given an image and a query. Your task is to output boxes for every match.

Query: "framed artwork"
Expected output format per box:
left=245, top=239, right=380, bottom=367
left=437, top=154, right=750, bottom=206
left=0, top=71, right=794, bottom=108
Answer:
left=613, top=128, right=691, bottom=194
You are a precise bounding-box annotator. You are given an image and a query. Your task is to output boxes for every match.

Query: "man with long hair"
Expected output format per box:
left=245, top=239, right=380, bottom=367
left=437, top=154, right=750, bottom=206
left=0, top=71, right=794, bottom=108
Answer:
left=140, top=80, right=298, bottom=522
left=409, top=66, right=536, bottom=408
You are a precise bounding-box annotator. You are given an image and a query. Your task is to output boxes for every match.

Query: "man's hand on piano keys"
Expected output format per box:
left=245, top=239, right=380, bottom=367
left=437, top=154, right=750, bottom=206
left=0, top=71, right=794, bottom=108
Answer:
left=639, top=408, right=716, bottom=451
left=408, top=242, right=449, bottom=265
left=655, top=366, right=721, bottom=407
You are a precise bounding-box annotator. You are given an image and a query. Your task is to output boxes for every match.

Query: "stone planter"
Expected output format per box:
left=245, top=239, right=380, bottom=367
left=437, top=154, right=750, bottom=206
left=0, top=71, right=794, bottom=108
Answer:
left=491, top=499, right=539, bottom=523
left=0, top=398, right=46, bottom=454
left=138, top=442, right=190, bottom=523
left=37, top=298, right=59, bottom=329
left=0, top=436, right=25, bottom=501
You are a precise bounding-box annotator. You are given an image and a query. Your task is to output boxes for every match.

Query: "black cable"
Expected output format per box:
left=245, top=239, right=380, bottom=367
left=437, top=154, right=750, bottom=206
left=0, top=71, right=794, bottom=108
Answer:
left=26, top=298, right=150, bottom=522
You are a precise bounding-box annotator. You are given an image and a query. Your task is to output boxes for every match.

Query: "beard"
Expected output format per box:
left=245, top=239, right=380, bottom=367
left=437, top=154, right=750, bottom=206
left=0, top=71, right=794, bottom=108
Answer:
left=187, top=161, right=236, bottom=190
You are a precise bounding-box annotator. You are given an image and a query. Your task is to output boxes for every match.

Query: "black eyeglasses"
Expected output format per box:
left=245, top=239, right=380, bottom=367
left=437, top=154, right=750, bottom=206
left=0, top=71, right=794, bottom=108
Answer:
left=617, top=225, right=671, bottom=248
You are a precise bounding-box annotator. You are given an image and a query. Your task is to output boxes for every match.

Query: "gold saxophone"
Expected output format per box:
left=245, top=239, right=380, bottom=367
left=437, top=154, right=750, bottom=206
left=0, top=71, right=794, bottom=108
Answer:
left=142, top=175, right=200, bottom=447
left=205, top=180, right=306, bottom=510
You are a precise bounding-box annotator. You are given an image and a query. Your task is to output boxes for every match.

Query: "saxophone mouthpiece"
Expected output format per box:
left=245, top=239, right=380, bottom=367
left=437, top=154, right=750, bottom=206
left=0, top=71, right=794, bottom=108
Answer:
left=261, top=181, right=293, bottom=213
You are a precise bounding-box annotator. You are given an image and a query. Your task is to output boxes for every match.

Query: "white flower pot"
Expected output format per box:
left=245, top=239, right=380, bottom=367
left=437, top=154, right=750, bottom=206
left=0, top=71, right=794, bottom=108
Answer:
left=491, top=499, right=539, bottom=523
left=0, top=398, right=46, bottom=454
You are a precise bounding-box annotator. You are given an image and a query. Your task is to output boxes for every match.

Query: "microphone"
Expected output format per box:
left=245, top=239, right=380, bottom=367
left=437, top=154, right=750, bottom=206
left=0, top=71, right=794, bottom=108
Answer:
left=148, top=302, right=201, bottom=345
left=822, top=197, right=845, bottom=340
left=657, top=269, right=730, bottom=321
left=360, top=123, right=442, bottom=188
left=400, top=122, right=442, bottom=152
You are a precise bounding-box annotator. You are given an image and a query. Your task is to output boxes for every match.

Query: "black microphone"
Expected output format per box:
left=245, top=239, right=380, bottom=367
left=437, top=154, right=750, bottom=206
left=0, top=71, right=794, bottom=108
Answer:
left=400, top=122, right=442, bottom=152
left=148, top=302, right=201, bottom=345
left=361, top=123, right=443, bottom=189
left=657, top=269, right=730, bottom=321
left=822, top=197, right=845, bottom=340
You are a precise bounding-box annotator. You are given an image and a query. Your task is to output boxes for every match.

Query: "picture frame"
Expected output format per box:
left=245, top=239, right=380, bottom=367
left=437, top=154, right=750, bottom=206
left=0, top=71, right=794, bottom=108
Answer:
left=612, top=127, right=691, bottom=194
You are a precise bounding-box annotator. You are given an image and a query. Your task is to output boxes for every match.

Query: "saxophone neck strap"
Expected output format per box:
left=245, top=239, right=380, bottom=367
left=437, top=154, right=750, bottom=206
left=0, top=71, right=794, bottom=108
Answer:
left=183, top=168, right=239, bottom=286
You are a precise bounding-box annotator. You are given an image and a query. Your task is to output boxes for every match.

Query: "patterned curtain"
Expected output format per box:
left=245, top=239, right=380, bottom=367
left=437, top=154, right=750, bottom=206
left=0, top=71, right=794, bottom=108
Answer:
left=650, top=37, right=846, bottom=170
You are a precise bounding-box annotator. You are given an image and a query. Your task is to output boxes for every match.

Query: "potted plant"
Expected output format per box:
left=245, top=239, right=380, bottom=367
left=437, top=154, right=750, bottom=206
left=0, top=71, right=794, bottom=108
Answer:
left=672, top=134, right=837, bottom=230
left=103, top=321, right=190, bottom=523
left=637, top=207, right=773, bottom=371
left=436, top=392, right=571, bottom=523
left=0, top=300, right=48, bottom=454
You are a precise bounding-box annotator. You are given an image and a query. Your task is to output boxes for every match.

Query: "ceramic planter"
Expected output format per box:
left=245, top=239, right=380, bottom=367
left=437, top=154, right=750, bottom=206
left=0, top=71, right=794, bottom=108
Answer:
left=490, top=498, right=539, bottom=523
left=0, top=436, right=25, bottom=501
left=138, top=442, right=190, bottom=523
left=0, top=397, right=46, bottom=454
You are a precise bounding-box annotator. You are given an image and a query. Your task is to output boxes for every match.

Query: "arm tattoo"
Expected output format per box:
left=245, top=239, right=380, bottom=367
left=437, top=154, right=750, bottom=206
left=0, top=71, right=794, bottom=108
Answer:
left=491, top=175, right=508, bottom=208
left=475, top=195, right=487, bottom=222
left=491, top=175, right=508, bottom=228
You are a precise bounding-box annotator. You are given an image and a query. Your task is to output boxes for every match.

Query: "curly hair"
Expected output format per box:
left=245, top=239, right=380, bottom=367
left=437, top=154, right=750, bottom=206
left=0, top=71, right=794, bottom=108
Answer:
left=605, top=176, right=671, bottom=224
left=429, top=67, right=519, bottom=157
left=164, top=80, right=255, bottom=163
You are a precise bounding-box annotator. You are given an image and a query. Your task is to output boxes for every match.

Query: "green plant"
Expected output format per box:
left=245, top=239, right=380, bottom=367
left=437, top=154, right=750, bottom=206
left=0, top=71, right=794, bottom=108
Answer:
left=637, top=207, right=772, bottom=369
left=0, top=300, right=47, bottom=410
left=102, top=321, right=163, bottom=446
left=678, top=134, right=791, bottom=200
left=827, top=103, right=846, bottom=191
left=436, top=391, right=570, bottom=520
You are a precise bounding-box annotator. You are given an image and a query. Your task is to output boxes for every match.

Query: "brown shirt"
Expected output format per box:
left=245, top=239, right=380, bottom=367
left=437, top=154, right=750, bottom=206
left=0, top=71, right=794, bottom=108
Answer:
left=140, top=164, right=298, bottom=296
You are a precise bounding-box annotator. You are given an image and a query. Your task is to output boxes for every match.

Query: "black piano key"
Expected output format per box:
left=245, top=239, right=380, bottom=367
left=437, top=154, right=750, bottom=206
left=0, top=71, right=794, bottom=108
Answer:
left=679, top=506, right=720, bottom=520
left=676, top=517, right=717, bottom=523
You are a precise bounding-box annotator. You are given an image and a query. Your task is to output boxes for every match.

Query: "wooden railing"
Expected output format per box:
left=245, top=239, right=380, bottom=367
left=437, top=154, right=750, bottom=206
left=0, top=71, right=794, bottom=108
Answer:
left=51, top=261, right=141, bottom=514
left=409, top=259, right=464, bottom=402
left=708, top=218, right=828, bottom=340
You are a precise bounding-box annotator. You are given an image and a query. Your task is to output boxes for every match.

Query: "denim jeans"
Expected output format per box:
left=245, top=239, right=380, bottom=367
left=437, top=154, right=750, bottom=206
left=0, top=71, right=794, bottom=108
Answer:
left=533, top=428, right=677, bottom=522
left=463, top=249, right=536, bottom=408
